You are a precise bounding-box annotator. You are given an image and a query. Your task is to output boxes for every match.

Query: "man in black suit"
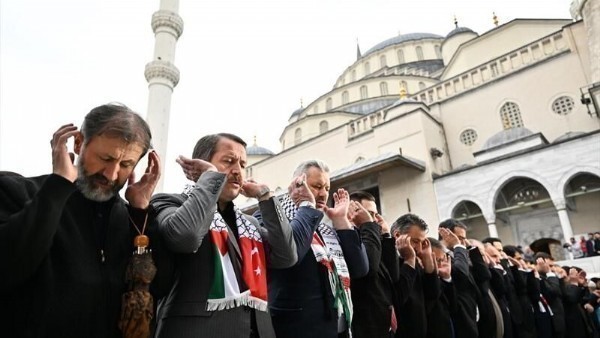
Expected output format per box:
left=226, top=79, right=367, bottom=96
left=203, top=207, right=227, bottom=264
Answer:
left=391, top=214, right=437, bottom=338
left=348, top=191, right=399, bottom=338
left=536, top=252, right=567, bottom=337
left=151, top=133, right=298, bottom=338
left=439, top=219, right=481, bottom=338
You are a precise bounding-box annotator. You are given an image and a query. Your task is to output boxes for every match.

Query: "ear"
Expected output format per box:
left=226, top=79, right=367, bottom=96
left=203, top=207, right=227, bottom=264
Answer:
left=73, top=132, right=84, bottom=155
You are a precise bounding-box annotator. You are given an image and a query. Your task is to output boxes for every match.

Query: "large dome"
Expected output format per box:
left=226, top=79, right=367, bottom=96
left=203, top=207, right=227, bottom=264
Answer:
left=363, top=32, right=443, bottom=57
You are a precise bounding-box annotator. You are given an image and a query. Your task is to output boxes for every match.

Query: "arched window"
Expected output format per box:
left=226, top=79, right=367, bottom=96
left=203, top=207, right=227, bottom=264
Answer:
left=397, top=49, right=405, bottom=63
left=360, top=85, right=368, bottom=99
left=364, top=62, right=371, bottom=75
left=380, top=82, right=388, bottom=95
left=416, top=46, right=424, bottom=61
left=351, top=70, right=356, bottom=81
left=326, top=97, right=333, bottom=111
left=294, top=128, right=302, bottom=145
left=380, top=55, right=387, bottom=68
left=552, top=96, right=575, bottom=115
left=342, top=91, right=349, bottom=104
left=418, top=82, right=426, bottom=90
left=434, top=45, right=441, bottom=58
left=319, top=120, right=329, bottom=134
left=400, top=80, right=408, bottom=94
left=500, top=102, right=524, bottom=129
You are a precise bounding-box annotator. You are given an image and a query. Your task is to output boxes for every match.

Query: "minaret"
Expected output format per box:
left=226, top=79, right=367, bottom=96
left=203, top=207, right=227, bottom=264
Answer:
left=144, top=0, right=183, bottom=191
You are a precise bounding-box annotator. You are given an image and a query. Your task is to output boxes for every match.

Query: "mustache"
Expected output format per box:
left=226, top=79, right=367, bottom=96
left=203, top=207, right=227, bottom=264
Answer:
left=89, top=173, right=116, bottom=187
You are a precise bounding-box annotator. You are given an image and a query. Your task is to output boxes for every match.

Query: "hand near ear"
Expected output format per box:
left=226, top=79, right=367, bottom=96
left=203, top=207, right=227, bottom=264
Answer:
left=51, top=123, right=80, bottom=182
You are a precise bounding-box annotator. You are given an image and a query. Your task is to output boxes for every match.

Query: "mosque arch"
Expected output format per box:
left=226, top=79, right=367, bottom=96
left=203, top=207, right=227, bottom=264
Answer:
left=563, top=171, right=600, bottom=236
left=451, top=200, right=488, bottom=241
left=493, top=176, right=562, bottom=250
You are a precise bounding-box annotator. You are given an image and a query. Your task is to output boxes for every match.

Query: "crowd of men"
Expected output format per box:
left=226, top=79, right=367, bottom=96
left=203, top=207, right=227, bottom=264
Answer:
left=565, top=234, right=600, bottom=259
left=0, top=103, right=599, bottom=338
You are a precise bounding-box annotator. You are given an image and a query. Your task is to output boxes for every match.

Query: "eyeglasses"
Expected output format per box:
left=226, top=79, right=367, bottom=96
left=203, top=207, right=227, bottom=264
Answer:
left=435, top=253, right=450, bottom=264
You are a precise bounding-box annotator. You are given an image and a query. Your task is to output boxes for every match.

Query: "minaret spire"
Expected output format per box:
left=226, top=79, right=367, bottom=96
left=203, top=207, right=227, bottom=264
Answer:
left=356, top=38, right=362, bottom=60
left=144, top=0, right=184, bottom=191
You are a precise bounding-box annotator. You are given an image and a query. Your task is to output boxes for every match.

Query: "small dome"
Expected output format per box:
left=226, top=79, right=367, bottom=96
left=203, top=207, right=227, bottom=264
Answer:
left=289, top=107, right=304, bottom=119
left=553, top=131, right=585, bottom=143
left=363, top=32, right=443, bottom=57
left=446, top=26, right=477, bottom=39
left=247, top=145, right=275, bottom=156
left=482, top=127, right=534, bottom=150
left=247, top=136, right=275, bottom=156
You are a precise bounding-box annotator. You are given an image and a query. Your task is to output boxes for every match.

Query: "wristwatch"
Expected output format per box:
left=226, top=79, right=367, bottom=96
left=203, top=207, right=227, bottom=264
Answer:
left=256, top=186, right=271, bottom=199
left=299, top=200, right=316, bottom=209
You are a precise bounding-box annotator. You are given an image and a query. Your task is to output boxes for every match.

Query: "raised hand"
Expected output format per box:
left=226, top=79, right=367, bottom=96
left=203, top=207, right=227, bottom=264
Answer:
left=439, top=228, right=460, bottom=249
left=325, top=189, right=352, bottom=229
left=347, top=200, right=373, bottom=227
left=438, top=254, right=452, bottom=280
left=288, top=173, right=315, bottom=206
left=125, top=151, right=161, bottom=210
left=176, top=155, right=217, bottom=182
left=396, top=234, right=416, bottom=268
left=51, top=123, right=80, bottom=182
left=374, top=213, right=390, bottom=234
left=241, top=178, right=271, bottom=201
left=536, top=257, right=550, bottom=274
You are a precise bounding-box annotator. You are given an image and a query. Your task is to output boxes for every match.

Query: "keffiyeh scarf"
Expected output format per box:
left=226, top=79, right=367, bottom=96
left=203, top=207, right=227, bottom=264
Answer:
left=280, top=194, right=354, bottom=330
left=184, top=184, right=268, bottom=312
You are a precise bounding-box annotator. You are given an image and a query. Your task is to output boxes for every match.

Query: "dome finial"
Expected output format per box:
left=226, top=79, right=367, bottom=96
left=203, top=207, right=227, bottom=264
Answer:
left=493, top=12, right=499, bottom=26
left=399, top=83, right=407, bottom=99
left=454, top=15, right=458, bottom=28
left=253, top=135, right=257, bottom=146
left=300, top=98, right=303, bottom=108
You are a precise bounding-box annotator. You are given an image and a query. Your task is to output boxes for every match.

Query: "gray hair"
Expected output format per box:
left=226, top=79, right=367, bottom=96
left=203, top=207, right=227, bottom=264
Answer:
left=81, top=103, right=152, bottom=158
left=292, top=159, right=330, bottom=177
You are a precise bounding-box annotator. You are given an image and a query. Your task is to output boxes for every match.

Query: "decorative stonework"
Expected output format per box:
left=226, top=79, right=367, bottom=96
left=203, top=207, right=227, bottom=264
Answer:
left=151, top=10, right=184, bottom=39
left=144, top=60, right=180, bottom=88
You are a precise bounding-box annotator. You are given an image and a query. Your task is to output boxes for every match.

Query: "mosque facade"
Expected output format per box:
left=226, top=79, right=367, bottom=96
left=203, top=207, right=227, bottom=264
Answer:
left=240, top=1, right=600, bottom=249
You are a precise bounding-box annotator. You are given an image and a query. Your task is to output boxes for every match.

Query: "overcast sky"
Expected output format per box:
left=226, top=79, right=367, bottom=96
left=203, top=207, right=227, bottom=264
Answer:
left=0, top=0, right=571, bottom=192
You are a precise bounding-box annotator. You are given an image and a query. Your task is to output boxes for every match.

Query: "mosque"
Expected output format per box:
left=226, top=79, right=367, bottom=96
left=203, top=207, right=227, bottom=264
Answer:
left=237, top=0, right=600, bottom=250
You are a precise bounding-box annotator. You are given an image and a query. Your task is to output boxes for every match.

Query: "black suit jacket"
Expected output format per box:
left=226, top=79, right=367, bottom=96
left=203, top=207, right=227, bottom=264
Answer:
left=351, top=222, right=399, bottom=338
left=449, top=246, right=480, bottom=338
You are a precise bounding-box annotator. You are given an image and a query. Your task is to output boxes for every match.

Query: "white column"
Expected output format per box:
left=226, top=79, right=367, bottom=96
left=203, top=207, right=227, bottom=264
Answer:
left=483, top=212, right=499, bottom=238
left=554, top=198, right=574, bottom=243
left=487, top=223, right=499, bottom=238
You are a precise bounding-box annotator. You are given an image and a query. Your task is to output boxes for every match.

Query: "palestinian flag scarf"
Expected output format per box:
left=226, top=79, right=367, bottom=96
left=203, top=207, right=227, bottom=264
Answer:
left=280, top=194, right=354, bottom=332
left=206, top=206, right=268, bottom=312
